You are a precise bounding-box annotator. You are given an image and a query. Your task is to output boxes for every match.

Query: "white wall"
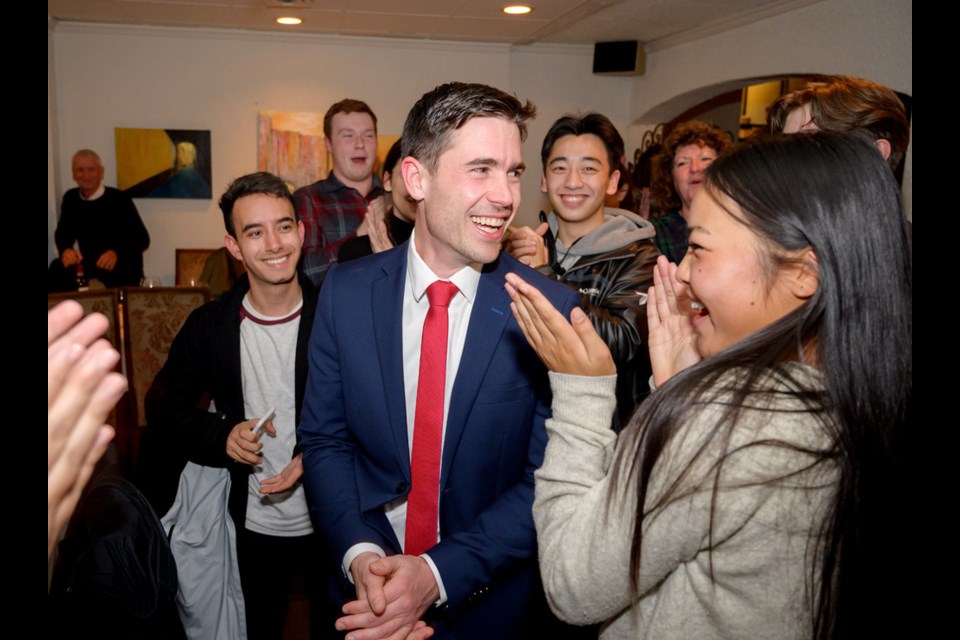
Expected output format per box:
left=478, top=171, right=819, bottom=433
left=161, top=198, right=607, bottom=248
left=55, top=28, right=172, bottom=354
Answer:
left=49, top=25, right=628, bottom=283
left=624, top=0, right=912, bottom=218
left=49, top=0, right=913, bottom=281
left=510, top=45, right=632, bottom=218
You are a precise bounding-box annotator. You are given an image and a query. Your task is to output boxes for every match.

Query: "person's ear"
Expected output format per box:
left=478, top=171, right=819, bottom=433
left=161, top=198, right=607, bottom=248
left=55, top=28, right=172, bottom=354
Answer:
left=382, top=169, right=393, bottom=194
left=787, top=248, right=819, bottom=300
left=874, top=138, right=892, bottom=161
left=540, top=172, right=548, bottom=194
left=323, top=137, right=333, bottom=155
left=225, top=233, right=243, bottom=263
left=606, top=169, right=621, bottom=196
left=402, top=157, right=426, bottom=202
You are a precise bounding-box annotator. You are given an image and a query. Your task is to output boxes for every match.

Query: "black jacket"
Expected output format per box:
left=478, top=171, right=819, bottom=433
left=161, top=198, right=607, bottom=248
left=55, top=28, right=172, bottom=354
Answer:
left=541, top=209, right=661, bottom=430
left=138, top=272, right=318, bottom=528
left=50, top=450, right=185, bottom=639
left=55, top=187, right=151, bottom=287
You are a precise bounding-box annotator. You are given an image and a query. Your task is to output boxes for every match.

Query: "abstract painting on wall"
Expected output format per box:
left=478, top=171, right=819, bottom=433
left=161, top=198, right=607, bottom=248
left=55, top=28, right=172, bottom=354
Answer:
left=257, top=110, right=399, bottom=192
left=115, top=128, right=212, bottom=199
left=258, top=110, right=327, bottom=193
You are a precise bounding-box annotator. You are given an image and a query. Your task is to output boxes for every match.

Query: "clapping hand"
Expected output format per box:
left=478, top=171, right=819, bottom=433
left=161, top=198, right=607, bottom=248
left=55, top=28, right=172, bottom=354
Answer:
left=366, top=196, right=394, bottom=254
left=48, top=301, right=127, bottom=556
left=646, top=255, right=701, bottom=386
left=502, top=222, right=549, bottom=269
left=504, top=272, right=615, bottom=377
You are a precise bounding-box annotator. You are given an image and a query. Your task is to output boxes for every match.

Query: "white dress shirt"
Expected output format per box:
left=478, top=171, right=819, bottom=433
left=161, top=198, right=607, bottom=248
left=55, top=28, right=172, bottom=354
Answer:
left=342, top=229, right=481, bottom=605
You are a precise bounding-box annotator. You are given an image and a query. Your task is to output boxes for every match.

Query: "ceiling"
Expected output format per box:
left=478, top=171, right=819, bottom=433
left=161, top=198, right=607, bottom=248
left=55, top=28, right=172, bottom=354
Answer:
left=47, top=0, right=815, bottom=47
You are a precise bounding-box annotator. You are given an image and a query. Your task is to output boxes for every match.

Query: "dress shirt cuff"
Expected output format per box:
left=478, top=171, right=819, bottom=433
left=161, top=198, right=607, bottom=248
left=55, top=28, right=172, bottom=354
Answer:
left=420, top=553, right=448, bottom=607
left=342, top=543, right=386, bottom=584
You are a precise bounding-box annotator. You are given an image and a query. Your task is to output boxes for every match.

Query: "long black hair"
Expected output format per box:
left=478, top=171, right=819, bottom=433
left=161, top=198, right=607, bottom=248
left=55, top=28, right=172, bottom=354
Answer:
left=612, top=132, right=911, bottom=638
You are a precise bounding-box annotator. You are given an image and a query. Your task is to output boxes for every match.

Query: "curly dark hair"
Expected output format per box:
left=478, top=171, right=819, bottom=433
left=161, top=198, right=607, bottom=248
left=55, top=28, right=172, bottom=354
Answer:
left=650, top=121, right=732, bottom=213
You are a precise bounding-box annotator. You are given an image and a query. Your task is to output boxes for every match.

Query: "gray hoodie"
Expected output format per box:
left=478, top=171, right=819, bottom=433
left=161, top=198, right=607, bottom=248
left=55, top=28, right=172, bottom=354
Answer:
left=547, top=207, right=657, bottom=272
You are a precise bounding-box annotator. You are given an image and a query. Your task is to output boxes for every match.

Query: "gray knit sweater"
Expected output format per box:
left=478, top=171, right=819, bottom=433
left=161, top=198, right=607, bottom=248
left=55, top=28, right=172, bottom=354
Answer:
left=534, top=368, right=835, bottom=639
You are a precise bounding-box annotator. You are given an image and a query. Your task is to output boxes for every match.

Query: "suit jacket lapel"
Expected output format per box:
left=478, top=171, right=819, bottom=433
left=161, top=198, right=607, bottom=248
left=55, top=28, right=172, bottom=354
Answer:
left=441, top=259, right=511, bottom=488
left=372, top=249, right=412, bottom=474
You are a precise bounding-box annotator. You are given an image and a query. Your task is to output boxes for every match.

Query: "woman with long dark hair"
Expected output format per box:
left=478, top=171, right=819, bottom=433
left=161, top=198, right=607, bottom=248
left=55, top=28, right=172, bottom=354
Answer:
left=505, top=132, right=911, bottom=639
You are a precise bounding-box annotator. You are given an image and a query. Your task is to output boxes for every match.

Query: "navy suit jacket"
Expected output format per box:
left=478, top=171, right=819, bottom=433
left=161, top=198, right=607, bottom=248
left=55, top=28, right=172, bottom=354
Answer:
left=298, top=243, right=581, bottom=635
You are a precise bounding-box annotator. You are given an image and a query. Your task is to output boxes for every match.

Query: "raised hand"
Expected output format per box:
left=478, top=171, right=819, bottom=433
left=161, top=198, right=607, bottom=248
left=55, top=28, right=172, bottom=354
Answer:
left=505, top=272, right=615, bottom=377
left=48, top=301, right=127, bottom=556
left=502, top=222, right=549, bottom=268
left=366, top=197, right=394, bottom=254
left=646, top=255, right=701, bottom=386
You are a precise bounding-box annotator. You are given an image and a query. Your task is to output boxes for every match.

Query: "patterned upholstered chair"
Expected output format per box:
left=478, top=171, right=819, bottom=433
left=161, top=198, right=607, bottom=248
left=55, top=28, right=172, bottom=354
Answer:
left=48, top=289, right=122, bottom=351
left=120, top=286, right=210, bottom=469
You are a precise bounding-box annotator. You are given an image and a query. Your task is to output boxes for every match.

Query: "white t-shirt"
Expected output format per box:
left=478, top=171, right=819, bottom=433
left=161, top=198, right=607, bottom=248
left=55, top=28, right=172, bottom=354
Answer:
left=239, top=295, right=312, bottom=537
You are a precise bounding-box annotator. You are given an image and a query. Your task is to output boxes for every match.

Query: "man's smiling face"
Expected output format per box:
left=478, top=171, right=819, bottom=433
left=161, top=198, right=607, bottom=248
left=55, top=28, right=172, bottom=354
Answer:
left=325, top=111, right=377, bottom=189
left=407, top=116, right=524, bottom=278
left=225, top=193, right=304, bottom=290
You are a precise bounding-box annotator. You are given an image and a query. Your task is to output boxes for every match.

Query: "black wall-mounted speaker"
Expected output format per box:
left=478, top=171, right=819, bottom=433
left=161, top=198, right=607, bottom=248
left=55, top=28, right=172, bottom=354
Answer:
left=592, top=40, right=645, bottom=76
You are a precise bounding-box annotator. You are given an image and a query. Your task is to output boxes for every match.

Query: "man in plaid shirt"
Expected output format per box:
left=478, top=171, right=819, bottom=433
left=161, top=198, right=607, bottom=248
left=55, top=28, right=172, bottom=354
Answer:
left=294, top=99, right=385, bottom=286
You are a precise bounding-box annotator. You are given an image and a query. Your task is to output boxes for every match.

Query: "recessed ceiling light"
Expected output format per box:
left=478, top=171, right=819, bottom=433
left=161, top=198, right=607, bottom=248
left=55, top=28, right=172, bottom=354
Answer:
left=276, top=16, right=302, bottom=25
left=503, top=5, right=532, bottom=15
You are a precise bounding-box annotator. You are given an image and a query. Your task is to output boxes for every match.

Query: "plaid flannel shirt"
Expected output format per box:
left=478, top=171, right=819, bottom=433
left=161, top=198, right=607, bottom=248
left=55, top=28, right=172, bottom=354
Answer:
left=649, top=209, right=689, bottom=265
left=293, top=172, right=384, bottom=286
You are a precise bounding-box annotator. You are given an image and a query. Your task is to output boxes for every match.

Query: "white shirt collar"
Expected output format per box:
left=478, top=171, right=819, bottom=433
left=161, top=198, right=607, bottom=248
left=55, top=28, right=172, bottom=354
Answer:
left=406, top=228, right=481, bottom=304
left=80, top=184, right=106, bottom=201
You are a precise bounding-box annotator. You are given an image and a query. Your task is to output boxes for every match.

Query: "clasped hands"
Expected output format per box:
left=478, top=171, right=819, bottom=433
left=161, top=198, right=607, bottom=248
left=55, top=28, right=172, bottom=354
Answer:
left=338, top=551, right=439, bottom=640
left=504, top=254, right=702, bottom=384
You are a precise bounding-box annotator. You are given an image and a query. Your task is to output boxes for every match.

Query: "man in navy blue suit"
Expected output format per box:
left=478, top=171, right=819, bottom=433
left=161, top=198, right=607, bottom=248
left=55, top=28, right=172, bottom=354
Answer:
left=298, top=83, right=584, bottom=639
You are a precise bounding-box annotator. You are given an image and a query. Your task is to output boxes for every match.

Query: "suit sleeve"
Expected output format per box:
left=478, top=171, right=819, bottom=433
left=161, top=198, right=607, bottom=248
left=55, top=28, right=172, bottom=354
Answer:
left=297, top=266, right=395, bottom=574
left=426, top=283, right=582, bottom=609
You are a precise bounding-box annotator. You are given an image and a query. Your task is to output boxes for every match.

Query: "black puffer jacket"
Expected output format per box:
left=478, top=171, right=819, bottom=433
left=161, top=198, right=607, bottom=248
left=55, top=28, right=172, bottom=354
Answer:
left=541, top=208, right=662, bottom=430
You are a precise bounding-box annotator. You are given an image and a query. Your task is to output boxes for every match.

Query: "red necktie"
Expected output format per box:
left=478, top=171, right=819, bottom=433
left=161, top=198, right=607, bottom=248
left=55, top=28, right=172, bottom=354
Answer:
left=405, top=280, right=459, bottom=556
